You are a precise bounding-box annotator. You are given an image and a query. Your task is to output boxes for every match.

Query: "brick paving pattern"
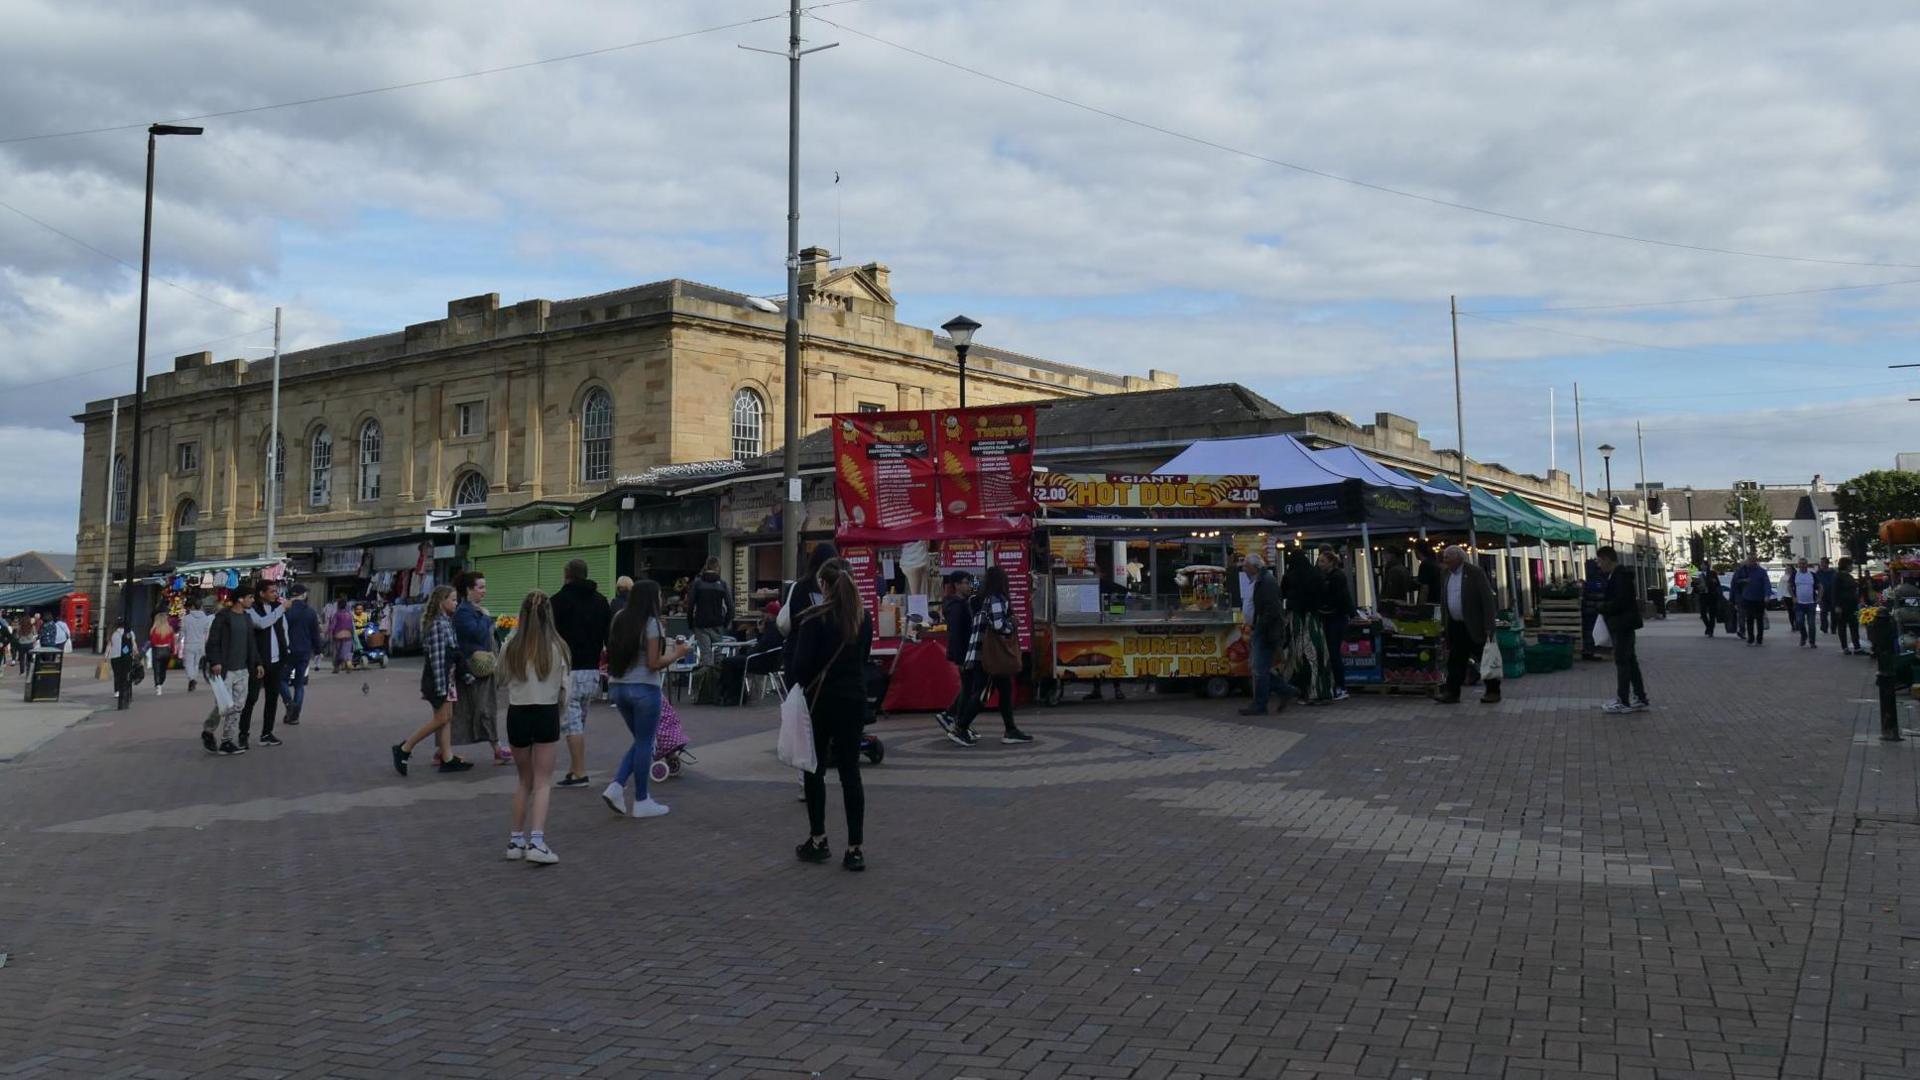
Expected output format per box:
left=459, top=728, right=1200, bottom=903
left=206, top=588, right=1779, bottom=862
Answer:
left=0, top=619, right=1914, bottom=1078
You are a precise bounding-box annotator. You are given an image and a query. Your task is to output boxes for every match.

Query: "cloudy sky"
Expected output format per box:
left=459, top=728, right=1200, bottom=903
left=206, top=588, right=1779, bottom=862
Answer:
left=4, top=0, right=1918, bottom=553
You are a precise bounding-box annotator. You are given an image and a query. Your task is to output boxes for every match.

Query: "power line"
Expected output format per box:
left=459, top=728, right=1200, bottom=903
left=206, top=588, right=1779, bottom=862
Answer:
left=811, top=13, right=1920, bottom=272
left=0, top=324, right=274, bottom=395
left=0, top=11, right=801, bottom=146
left=1463, top=276, right=1920, bottom=314
left=0, top=198, right=255, bottom=316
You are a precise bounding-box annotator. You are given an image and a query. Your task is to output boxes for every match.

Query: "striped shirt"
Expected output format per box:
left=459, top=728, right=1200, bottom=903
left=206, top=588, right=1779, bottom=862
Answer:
left=965, top=594, right=1012, bottom=670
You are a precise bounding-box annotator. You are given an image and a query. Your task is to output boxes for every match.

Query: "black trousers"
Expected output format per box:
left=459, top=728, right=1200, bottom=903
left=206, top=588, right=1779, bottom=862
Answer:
left=1833, top=605, right=1862, bottom=651
left=1612, top=625, right=1647, bottom=705
left=1699, top=603, right=1717, bottom=636
left=1442, top=621, right=1483, bottom=696
left=1742, top=602, right=1767, bottom=643
left=1320, top=614, right=1349, bottom=693
left=955, top=668, right=1016, bottom=733
left=110, top=655, right=135, bottom=710
left=803, top=702, right=866, bottom=846
left=240, top=661, right=285, bottom=740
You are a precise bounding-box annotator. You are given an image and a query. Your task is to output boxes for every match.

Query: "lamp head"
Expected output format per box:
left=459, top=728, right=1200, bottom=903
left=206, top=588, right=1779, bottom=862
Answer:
left=941, top=314, right=981, bottom=349
left=149, top=124, right=204, bottom=137
left=1597, top=443, right=1615, bottom=460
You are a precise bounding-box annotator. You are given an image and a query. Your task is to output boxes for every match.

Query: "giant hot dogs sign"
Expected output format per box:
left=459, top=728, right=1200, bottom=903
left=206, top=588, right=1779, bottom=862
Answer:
left=1034, top=473, right=1261, bottom=511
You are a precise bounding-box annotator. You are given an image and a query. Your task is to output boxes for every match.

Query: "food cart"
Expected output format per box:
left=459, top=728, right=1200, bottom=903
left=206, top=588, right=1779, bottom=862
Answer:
left=1029, top=472, right=1283, bottom=704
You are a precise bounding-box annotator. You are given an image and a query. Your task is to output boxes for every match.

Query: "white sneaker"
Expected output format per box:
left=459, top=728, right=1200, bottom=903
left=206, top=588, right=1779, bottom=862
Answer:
left=505, top=843, right=526, bottom=861
left=1601, top=700, right=1633, bottom=714
left=629, top=797, right=670, bottom=819
left=155, top=686, right=163, bottom=696
left=524, top=843, right=558, bottom=865
left=601, top=782, right=629, bottom=816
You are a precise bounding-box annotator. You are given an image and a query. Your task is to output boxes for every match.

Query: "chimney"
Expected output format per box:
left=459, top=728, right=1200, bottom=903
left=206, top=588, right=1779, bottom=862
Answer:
left=174, top=351, right=210, bottom=372
left=796, top=246, right=833, bottom=298
left=1811, top=473, right=1824, bottom=493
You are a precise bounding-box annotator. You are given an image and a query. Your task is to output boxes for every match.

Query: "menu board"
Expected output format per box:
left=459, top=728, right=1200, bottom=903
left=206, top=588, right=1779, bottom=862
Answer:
left=935, top=407, right=1036, bottom=519
left=1230, top=531, right=1276, bottom=567
left=1048, top=535, right=1096, bottom=571
left=994, top=539, right=1033, bottom=650
left=941, top=539, right=990, bottom=576
left=833, top=413, right=938, bottom=535
left=840, top=546, right=883, bottom=627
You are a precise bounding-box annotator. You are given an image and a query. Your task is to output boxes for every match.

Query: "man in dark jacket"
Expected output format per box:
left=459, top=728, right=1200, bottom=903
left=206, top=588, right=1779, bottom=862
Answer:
left=687, top=557, right=733, bottom=666
left=1380, top=550, right=1413, bottom=606
left=1735, top=553, right=1773, bottom=645
left=1831, top=556, right=1864, bottom=654
left=1315, top=546, right=1357, bottom=701
left=279, top=584, right=323, bottom=726
left=1598, top=545, right=1648, bottom=713
left=1416, top=548, right=1446, bottom=608
left=936, top=571, right=976, bottom=732
left=1435, top=545, right=1500, bottom=705
left=200, top=585, right=261, bottom=755
left=240, top=581, right=291, bottom=748
left=1239, top=554, right=1288, bottom=715
left=550, top=559, right=612, bottom=788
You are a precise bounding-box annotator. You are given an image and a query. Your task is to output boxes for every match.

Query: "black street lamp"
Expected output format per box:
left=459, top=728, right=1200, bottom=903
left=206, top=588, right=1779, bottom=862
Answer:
left=941, top=314, right=981, bottom=408
left=1598, top=443, right=1617, bottom=547
left=121, top=123, right=202, bottom=628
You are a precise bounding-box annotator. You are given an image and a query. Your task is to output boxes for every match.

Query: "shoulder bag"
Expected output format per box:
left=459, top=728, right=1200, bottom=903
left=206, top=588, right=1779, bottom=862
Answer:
left=980, top=605, right=1022, bottom=678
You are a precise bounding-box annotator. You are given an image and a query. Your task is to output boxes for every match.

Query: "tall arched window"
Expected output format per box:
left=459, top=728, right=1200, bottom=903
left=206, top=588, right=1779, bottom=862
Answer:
left=731, top=388, right=765, bottom=460
left=174, top=499, right=199, bottom=562
left=263, top=432, right=285, bottom=511
left=580, top=387, right=612, bottom=482
left=309, top=428, right=332, bottom=507
left=452, top=470, right=488, bottom=508
left=109, top=454, right=129, bottom=524
left=357, top=420, right=382, bottom=501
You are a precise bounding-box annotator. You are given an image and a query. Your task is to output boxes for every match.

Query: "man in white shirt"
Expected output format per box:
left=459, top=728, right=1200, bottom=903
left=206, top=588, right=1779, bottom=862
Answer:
left=178, top=598, right=215, bottom=691
left=1783, top=558, right=1821, bottom=648
left=1434, top=545, right=1500, bottom=705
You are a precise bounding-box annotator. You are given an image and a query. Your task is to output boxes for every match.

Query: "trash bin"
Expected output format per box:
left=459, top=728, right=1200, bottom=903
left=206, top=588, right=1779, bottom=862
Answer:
left=25, top=648, right=63, bottom=703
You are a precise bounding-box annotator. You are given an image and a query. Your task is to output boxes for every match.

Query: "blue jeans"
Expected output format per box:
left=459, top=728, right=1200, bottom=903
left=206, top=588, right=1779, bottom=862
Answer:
left=1250, top=632, right=1277, bottom=711
left=281, top=654, right=310, bottom=711
left=610, top=682, right=663, bottom=799
left=1795, top=604, right=1818, bottom=645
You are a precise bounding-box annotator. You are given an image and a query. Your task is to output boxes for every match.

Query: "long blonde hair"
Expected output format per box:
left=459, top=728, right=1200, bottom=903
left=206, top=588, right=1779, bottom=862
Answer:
left=423, top=585, right=456, bottom=626
left=502, top=590, right=565, bottom=683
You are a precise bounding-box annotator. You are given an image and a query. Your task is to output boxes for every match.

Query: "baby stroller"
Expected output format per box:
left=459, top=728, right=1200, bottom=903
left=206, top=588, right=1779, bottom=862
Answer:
left=858, top=660, right=887, bottom=765
left=648, top=695, right=697, bottom=783
left=356, top=628, right=390, bottom=669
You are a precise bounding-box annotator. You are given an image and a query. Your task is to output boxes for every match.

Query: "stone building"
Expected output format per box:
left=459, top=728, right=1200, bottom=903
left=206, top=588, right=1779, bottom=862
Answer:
left=68, top=249, right=1176, bottom=609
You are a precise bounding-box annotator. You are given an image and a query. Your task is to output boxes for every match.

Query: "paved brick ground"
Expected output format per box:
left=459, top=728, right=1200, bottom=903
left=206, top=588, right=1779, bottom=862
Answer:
left=0, top=619, right=1913, bottom=1079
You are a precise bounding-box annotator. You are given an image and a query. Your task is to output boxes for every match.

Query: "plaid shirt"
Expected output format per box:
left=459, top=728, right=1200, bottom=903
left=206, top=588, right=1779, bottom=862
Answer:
left=964, top=594, right=1012, bottom=669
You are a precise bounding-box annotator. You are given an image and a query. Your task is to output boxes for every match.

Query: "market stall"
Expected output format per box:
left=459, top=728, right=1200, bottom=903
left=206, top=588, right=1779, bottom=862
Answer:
left=1028, top=472, right=1279, bottom=703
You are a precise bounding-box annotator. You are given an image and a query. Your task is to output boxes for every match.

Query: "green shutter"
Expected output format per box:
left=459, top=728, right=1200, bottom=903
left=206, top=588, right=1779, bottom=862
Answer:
left=475, top=552, right=541, bottom=620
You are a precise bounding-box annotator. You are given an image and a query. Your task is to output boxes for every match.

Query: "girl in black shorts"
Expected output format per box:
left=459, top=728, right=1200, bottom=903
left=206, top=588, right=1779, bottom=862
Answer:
left=499, top=590, right=571, bottom=866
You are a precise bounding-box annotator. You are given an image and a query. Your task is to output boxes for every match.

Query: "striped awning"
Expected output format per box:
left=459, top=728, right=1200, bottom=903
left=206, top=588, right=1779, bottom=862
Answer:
left=0, top=581, right=75, bottom=608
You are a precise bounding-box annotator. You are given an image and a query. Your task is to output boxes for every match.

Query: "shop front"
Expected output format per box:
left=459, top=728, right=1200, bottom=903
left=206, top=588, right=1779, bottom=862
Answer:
left=465, top=503, right=618, bottom=624
left=618, top=498, right=719, bottom=628
left=716, top=473, right=836, bottom=623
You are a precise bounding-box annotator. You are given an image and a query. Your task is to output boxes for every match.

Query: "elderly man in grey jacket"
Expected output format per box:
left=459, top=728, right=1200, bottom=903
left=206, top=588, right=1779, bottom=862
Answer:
left=1434, top=545, right=1500, bottom=705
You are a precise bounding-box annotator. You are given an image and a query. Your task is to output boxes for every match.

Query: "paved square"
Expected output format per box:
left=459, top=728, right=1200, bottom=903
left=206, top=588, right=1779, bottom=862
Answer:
left=0, top=620, right=1914, bottom=1078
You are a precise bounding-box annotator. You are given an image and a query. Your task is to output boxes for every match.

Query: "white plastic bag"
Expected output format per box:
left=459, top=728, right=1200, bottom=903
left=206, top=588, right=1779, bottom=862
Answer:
left=208, top=671, right=234, bottom=713
left=1592, top=617, right=1613, bottom=649
left=776, top=683, right=817, bottom=772
left=1479, top=640, right=1504, bottom=681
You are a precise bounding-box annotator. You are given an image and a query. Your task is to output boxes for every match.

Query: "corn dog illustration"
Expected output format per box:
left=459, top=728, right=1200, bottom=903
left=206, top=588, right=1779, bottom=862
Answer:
left=942, top=449, right=972, bottom=492
left=838, top=453, right=869, bottom=502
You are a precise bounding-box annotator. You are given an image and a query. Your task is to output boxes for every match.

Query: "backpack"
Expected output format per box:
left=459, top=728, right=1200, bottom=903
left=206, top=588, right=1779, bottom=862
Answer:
left=38, top=623, right=59, bottom=648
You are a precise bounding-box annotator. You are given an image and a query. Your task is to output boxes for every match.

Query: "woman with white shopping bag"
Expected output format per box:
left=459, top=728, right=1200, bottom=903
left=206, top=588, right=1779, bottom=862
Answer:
left=783, top=558, right=874, bottom=872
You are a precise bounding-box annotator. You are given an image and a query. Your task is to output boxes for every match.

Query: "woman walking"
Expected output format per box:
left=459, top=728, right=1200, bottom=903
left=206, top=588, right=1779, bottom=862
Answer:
left=1281, top=548, right=1333, bottom=705
left=449, top=571, right=511, bottom=765
left=945, top=565, right=1032, bottom=746
left=601, top=579, right=687, bottom=819
left=499, top=591, right=569, bottom=865
left=791, top=559, right=876, bottom=870
left=1313, top=547, right=1354, bottom=701
left=328, top=600, right=356, bottom=673
left=147, top=610, right=176, bottom=696
left=105, top=619, right=139, bottom=711
left=391, top=586, right=474, bottom=775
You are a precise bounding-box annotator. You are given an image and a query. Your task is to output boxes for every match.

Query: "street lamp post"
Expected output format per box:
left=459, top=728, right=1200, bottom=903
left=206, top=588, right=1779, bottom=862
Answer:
left=1599, top=443, right=1616, bottom=548
left=942, top=315, right=980, bottom=408
left=121, top=123, right=202, bottom=629
left=1684, top=485, right=1695, bottom=565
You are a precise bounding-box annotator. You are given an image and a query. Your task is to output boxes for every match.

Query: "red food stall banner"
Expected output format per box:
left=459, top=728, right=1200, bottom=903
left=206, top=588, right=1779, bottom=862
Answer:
left=840, top=545, right=883, bottom=629
left=994, top=539, right=1034, bottom=650
left=935, top=407, right=1037, bottom=519
left=833, top=412, right=938, bottom=536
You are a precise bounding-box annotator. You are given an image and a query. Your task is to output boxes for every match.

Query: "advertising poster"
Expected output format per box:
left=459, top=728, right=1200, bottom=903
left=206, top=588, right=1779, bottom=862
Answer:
left=1034, top=473, right=1261, bottom=513
left=935, top=406, right=1037, bottom=519
left=833, top=412, right=938, bottom=537
left=940, top=539, right=990, bottom=576
left=1229, top=530, right=1276, bottom=568
left=993, top=539, right=1033, bottom=650
left=1047, top=535, right=1096, bottom=572
left=1051, top=623, right=1250, bottom=680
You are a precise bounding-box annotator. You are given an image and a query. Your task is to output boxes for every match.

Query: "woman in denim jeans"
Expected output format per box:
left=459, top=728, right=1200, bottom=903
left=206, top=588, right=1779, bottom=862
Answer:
left=601, top=580, right=688, bottom=819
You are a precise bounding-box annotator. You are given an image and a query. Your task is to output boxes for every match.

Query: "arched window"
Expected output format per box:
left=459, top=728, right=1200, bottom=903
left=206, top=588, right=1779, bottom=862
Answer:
left=109, top=454, right=129, bottom=524
left=357, top=420, right=382, bottom=501
left=309, top=428, right=333, bottom=507
left=174, top=499, right=199, bottom=562
left=263, top=432, right=285, bottom=511
left=452, top=471, right=488, bottom=508
left=580, top=387, right=612, bottom=482
left=731, top=388, right=765, bottom=460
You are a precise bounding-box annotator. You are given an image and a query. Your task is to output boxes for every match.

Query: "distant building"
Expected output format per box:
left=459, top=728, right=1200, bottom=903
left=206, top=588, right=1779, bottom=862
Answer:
left=1897, top=453, right=1920, bottom=473
left=1665, top=478, right=1838, bottom=563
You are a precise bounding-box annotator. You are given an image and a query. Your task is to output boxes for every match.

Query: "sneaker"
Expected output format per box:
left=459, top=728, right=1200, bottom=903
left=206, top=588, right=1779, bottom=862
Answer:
left=842, top=849, right=866, bottom=872
left=934, top=711, right=954, bottom=735
left=629, top=798, right=670, bottom=819
left=284, top=707, right=300, bottom=726
left=505, top=842, right=526, bottom=861
left=1001, top=729, right=1034, bottom=744
left=187, top=679, right=197, bottom=692
left=437, top=757, right=474, bottom=773
left=1332, top=689, right=1350, bottom=701
left=602, top=782, right=629, bottom=816
left=556, top=773, right=591, bottom=788
left=219, top=740, right=243, bottom=755
left=391, top=743, right=410, bottom=777
left=945, top=726, right=977, bottom=748
left=155, top=685, right=163, bottom=697
left=1630, top=699, right=1651, bottom=712
left=494, top=747, right=514, bottom=766
left=524, top=843, right=558, bottom=866
left=796, top=837, right=831, bottom=863
left=258, top=733, right=283, bottom=748
left=1601, top=701, right=1634, bottom=714
left=202, top=730, right=218, bottom=755
left=237, top=737, right=251, bottom=752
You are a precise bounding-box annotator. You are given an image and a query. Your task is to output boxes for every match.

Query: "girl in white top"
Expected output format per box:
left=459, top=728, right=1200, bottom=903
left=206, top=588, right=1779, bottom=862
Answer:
left=498, top=590, right=571, bottom=865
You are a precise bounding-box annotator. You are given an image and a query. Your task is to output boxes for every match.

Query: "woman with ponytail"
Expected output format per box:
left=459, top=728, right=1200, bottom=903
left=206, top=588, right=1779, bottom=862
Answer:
left=787, top=558, right=874, bottom=871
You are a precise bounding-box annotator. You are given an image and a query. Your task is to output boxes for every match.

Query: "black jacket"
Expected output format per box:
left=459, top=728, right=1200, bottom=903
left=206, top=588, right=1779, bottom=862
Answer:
left=787, top=609, right=873, bottom=717
left=689, top=573, right=733, bottom=630
left=1249, top=569, right=1284, bottom=642
left=1317, top=569, right=1355, bottom=620
left=1600, top=566, right=1644, bottom=632
left=1280, top=554, right=1321, bottom=612
left=550, top=578, right=613, bottom=671
left=943, top=594, right=975, bottom=664
left=1417, top=557, right=1446, bottom=606
left=249, top=600, right=291, bottom=665
left=1832, top=573, right=1861, bottom=608
left=203, top=608, right=261, bottom=675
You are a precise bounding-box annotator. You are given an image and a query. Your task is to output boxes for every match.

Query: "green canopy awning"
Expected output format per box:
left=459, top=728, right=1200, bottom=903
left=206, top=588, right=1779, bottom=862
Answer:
left=1422, top=475, right=1538, bottom=540
left=1497, top=491, right=1571, bottom=543
left=0, top=581, right=75, bottom=608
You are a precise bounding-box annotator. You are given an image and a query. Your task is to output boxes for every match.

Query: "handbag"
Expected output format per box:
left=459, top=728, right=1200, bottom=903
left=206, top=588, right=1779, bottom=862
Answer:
left=980, top=605, right=1022, bottom=677
left=775, top=634, right=847, bottom=772
left=467, top=650, right=497, bottom=679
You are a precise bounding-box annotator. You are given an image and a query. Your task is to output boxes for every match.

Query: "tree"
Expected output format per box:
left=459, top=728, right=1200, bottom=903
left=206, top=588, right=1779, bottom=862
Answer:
left=1834, top=469, right=1920, bottom=559
left=1719, top=491, right=1791, bottom=562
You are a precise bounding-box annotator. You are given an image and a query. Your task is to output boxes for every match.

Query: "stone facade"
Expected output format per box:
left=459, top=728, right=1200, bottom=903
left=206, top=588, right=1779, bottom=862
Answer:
left=69, top=250, right=1177, bottom=599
